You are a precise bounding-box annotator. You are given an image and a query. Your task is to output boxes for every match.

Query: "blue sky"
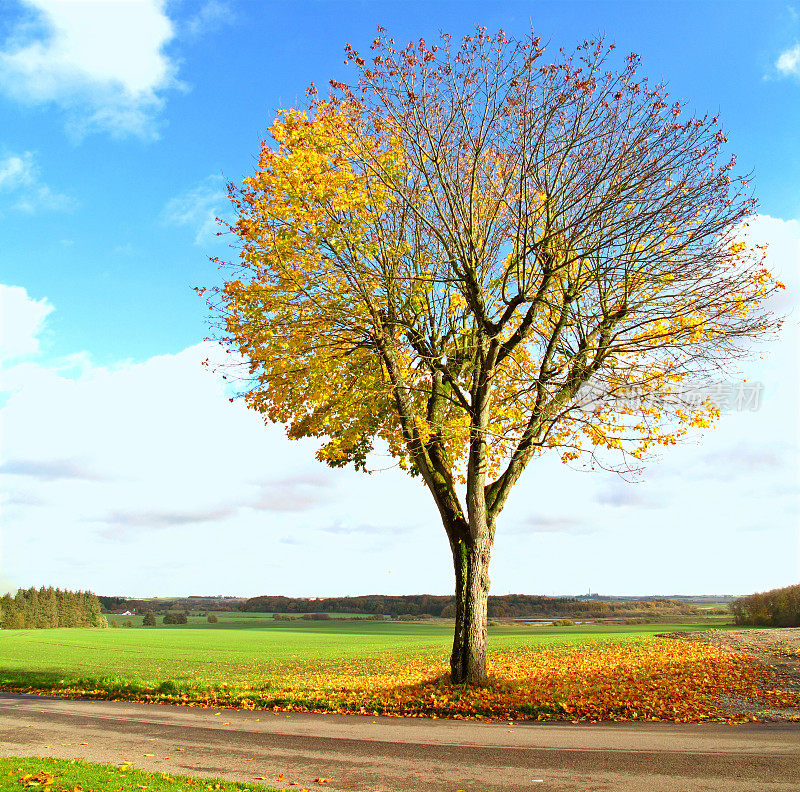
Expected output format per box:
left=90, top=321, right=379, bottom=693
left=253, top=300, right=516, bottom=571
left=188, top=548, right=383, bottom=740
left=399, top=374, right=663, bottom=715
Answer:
left=1, top=0, right=798, bottom=598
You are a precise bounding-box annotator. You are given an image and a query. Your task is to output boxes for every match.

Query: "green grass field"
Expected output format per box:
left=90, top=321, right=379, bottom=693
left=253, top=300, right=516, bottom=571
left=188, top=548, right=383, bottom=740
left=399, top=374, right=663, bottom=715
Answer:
left=2, top=612, right=769, bottom=722
left=0, top=612, right=730, bottom=692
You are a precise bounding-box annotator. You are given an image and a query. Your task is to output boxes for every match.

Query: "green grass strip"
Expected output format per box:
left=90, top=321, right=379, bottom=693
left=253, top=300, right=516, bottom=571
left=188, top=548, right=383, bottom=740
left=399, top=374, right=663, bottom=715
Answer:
left=0, top=757, right=282, bottom=792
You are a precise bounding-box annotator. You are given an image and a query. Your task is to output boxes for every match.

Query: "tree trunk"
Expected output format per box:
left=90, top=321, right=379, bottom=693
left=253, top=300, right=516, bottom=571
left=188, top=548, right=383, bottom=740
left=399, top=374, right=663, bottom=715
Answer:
left=449, top=535, right=492, bottom=685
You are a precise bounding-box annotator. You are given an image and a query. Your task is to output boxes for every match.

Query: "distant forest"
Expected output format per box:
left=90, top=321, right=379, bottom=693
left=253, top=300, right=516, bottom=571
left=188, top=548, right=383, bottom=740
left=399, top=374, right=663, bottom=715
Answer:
left=95, top=593, right=722, bottom=619
left=732, top=584, right=800, bottom=627
left=240, top=594, right=709, bottom=619
left=1, top=587, right=107, bottom=629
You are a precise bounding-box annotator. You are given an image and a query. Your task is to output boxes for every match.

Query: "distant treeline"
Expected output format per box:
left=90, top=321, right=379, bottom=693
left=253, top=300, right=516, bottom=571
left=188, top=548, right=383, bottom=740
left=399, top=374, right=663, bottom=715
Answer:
left=95, top=593, right=718, bottom=619
left=731, top=584, right=800, bottom=627
left=241, top=594, right=707, bottom=619
left=1, top=587, right=107, bottom=629
left=98, top=595, right=244, bottom=613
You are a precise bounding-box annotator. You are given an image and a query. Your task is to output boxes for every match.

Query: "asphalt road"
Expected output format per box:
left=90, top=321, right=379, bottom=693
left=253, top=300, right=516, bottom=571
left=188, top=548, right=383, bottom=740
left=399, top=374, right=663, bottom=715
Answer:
left=1, top=692, right=799, bottom=791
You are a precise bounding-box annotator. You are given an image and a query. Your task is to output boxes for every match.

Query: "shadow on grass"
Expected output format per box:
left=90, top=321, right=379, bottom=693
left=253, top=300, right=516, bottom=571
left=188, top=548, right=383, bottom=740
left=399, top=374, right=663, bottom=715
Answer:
left=0, top=668, right=65, bottom=688
left=0, top=668, right=205, bottom=699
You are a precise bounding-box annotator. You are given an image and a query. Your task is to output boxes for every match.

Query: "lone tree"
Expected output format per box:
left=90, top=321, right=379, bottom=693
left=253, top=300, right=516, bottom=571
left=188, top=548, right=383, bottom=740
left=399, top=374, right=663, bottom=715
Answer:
left=208, top=30, right=782, bottom=684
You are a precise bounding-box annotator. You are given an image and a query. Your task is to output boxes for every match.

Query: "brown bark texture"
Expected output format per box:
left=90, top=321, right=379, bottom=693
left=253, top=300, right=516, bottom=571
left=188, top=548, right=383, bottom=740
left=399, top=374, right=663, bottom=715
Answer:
left=449, top=536, right=492, bottom=684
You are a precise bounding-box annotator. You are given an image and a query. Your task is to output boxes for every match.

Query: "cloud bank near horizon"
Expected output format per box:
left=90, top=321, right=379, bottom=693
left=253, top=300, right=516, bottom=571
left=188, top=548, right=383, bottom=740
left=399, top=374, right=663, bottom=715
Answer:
left=1, top=215, right=797, bottom=598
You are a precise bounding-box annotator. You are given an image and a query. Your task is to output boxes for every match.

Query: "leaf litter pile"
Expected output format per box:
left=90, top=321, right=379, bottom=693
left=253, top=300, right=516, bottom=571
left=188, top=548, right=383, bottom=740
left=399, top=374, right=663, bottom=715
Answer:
left=5, top=636, right=797, bottom=723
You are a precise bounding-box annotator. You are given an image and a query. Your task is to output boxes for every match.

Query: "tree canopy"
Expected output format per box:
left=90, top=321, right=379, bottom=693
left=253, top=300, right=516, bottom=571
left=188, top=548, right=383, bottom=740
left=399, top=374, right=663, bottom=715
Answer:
left=209, top=29, right=782, bottom=682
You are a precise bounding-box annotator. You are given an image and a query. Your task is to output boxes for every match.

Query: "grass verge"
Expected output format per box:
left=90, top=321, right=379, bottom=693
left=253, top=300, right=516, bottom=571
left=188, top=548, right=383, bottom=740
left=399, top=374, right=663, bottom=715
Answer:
left=0, top=757, right=280, bottom=792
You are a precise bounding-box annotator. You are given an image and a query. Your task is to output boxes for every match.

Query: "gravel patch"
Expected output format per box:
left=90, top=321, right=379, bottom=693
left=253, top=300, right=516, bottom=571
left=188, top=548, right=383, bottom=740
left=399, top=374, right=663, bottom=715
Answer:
left=665, top=628, right=800, bottom=721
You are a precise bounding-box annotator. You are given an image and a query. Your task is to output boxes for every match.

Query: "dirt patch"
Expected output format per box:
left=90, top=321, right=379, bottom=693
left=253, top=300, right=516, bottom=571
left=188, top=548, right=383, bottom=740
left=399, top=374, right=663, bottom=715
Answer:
left=666, top=628, right=800, bottom=721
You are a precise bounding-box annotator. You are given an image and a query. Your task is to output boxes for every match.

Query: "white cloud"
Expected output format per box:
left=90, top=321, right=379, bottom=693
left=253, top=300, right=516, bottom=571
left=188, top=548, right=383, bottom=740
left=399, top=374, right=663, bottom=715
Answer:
left=0, top=151, right=74, bottom=212
left=184, top=0, right=233, bottom=38
left=0, top=313, right=438, bottom=594
left=0, top=458, right=105, bottom=482
left=511, top=517, right=595, bottom=536
left=0, top=0, right=179, bottom=139
left=162, top=174, right=228, bottom=244
left=0, top=284, right=53, bottom=362
left=319, top=519, right=415, bottom=536
left=776, top=43, right=800, bottom=77
left=595, top=481, right=660, bottom=509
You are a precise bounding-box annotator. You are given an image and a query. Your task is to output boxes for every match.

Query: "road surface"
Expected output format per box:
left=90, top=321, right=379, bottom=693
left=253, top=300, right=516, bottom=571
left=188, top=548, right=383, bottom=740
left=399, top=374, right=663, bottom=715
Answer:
left=1, top=692, right=799, bottom=791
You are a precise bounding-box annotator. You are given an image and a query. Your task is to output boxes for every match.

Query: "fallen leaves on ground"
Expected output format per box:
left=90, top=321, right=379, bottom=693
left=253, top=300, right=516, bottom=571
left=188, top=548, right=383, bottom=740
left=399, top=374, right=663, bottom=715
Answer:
left=20, top=772, right=54, bottom=787
left=214, top=638, right=781, bottom=722
left=4, top=637, right=794, bottom=723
